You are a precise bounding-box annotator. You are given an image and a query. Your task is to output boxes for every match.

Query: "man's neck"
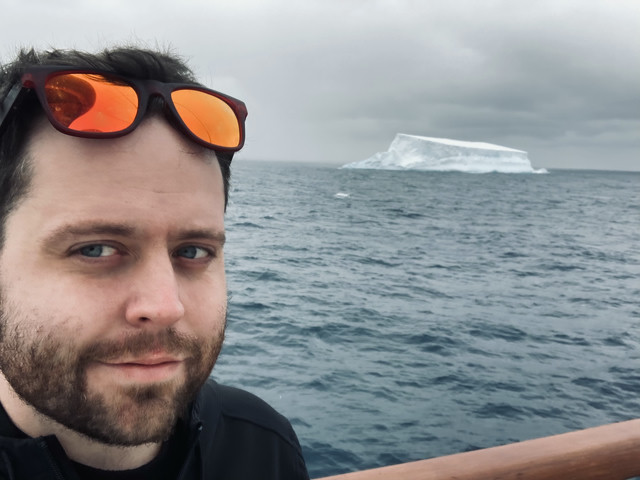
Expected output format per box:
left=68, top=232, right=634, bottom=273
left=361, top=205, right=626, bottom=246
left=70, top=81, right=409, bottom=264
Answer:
left=0, top=373, right=161, bottom=470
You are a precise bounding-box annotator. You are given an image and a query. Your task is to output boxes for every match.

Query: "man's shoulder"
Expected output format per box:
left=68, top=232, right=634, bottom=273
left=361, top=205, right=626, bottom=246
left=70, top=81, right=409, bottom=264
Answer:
left=191, top=379, right=309, bottom=479
left=195, top=378, right=300, bottom=448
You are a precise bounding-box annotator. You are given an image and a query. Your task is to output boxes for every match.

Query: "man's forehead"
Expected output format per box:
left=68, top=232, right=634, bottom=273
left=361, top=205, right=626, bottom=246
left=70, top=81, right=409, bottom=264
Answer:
left=6, top=119, right=227, bottom=235
left=25, top=118, right=223, bottom=185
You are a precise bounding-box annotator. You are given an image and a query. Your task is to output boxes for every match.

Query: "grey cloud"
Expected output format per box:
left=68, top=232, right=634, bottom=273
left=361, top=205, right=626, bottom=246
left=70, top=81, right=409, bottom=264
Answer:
left=1, top=0, right=638, bottom=169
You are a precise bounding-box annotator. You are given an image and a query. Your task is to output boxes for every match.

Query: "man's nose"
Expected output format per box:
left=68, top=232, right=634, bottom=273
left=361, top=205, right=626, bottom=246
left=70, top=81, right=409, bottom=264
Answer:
left=124, top=255, right=185, bottom=328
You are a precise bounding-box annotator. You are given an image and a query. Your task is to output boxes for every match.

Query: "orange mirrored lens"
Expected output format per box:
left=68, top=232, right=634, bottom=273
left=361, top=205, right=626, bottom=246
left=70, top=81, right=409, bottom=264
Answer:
left=44, top=73, right=138, bottom=132
left=171, top=89, right=240, bottom=148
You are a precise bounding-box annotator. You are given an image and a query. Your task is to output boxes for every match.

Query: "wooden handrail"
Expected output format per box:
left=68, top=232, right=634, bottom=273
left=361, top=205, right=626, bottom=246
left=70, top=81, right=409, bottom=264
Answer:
left=314, top=419, right=640, bottom=480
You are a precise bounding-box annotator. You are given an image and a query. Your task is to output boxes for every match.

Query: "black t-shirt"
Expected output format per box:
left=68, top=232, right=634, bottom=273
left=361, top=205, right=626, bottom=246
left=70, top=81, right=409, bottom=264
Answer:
left=72, top=426, right=190, bottom=480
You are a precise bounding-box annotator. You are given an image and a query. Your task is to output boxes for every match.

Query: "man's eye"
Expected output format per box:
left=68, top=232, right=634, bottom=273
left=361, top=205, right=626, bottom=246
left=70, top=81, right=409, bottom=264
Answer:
left=175, top=246, right=211, bottom=259
left=78, top=245, right=118, bottom=258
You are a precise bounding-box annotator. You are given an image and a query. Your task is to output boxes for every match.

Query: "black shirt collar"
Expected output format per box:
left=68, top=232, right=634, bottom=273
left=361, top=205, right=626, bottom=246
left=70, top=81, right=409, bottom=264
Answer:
left=0, top=401, right=29, bottom=439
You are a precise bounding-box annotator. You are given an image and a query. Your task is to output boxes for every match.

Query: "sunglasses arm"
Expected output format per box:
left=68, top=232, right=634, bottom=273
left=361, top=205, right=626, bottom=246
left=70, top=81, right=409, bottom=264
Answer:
left=0, top=83, right=29, bottom=136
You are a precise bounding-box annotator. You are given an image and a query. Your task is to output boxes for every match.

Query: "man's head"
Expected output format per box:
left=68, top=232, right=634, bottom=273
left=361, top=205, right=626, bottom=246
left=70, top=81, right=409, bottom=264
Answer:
left=0, top=47, right=243, bottom=447
left=0, top=47, right=246, bottom=246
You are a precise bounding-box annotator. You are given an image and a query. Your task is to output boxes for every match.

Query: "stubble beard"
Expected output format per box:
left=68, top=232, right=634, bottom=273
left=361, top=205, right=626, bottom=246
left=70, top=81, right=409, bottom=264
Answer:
left=0, top=294, right=225, bottom=446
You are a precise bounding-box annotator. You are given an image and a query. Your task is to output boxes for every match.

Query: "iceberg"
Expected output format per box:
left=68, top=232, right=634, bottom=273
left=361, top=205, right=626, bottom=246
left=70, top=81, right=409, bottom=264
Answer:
left=342, top=134, right=547, bottom=173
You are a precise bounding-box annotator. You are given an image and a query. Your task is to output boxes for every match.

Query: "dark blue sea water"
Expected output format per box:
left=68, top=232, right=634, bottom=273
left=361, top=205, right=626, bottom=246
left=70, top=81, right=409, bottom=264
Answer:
left=212, top=161, right=640, bottom=478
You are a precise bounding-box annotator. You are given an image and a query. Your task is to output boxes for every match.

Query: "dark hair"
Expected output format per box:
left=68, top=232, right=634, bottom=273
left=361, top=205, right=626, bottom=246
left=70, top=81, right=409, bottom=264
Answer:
left=0, top=46, right=233, bottom=246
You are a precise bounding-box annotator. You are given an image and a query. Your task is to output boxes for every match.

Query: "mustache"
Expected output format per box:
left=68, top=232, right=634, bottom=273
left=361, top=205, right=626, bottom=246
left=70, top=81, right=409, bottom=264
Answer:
left=81, top=328, right=205, bottom=362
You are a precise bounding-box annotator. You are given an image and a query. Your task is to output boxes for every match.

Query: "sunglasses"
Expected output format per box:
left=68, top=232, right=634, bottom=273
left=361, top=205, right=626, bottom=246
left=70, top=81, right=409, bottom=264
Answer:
left=0, top=65, right=247, bottom=152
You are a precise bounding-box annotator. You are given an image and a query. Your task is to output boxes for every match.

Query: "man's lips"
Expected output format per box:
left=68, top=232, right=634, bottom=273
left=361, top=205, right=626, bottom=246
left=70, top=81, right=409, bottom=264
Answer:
left=111, top=355, right=182, bottom=366
left=95, top=355, right=184, bottom=383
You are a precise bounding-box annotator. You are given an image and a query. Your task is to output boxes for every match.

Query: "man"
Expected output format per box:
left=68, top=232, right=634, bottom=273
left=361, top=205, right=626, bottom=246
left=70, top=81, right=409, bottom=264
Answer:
left=0, top=47, right=309, bottom=479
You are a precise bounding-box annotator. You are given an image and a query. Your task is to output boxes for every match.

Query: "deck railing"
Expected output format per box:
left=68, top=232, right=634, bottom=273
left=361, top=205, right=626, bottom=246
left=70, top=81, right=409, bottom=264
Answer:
left=314, top=419, right=640, bottom=480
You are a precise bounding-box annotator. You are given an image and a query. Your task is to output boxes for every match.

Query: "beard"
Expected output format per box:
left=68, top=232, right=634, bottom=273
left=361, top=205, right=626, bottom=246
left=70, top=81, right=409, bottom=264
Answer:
left=0, top=294, right=225, bottom=446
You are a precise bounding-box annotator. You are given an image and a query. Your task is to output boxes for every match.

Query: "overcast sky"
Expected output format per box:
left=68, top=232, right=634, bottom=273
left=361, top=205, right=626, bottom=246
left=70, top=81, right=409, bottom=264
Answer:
left=1, top=0, right=638, bottom=170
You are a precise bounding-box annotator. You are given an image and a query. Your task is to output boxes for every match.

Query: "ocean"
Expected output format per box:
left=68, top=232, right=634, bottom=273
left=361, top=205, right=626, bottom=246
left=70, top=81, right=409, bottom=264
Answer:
left=212, top=160, right=639, bottom=478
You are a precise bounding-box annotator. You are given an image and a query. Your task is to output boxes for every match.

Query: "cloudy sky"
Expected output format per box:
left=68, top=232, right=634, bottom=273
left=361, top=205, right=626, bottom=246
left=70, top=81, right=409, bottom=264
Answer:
left=1, top=0, right=638, bottom=170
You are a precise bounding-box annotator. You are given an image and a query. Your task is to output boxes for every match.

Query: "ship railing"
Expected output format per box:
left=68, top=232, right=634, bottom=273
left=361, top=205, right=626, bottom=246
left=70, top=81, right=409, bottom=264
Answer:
left=314, top=419, right=640, bottom=480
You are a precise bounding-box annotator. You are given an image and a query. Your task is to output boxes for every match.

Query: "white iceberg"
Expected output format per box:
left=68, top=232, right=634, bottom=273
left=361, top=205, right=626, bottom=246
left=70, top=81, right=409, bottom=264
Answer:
left=342, top=134, right=547, bottom=174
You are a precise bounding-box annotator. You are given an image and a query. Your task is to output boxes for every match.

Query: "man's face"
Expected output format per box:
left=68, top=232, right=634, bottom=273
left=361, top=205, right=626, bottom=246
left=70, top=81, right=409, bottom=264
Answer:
left=0, top=117, right=227, bottom=445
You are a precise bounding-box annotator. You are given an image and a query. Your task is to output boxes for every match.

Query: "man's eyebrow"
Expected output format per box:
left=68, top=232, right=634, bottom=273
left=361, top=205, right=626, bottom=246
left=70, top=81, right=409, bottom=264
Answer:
left=41, top=223, right=226, bottom=247
left=42, top=222, right=138, bottom=247
left=174, top=229, right=226, bottom=246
